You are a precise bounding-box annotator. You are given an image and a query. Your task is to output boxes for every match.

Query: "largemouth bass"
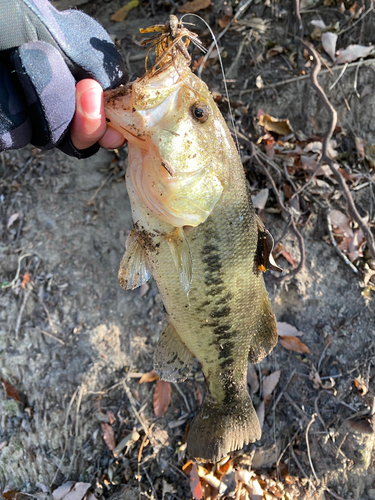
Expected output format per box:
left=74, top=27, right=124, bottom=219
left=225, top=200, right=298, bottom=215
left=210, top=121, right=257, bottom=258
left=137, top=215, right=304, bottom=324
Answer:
left=104, top=16, right=279, bottom=463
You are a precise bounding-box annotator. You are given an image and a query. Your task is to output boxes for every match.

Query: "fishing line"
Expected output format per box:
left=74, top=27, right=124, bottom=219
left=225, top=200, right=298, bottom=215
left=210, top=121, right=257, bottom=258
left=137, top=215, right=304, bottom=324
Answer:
left=180, top=13, right=241, bottom=155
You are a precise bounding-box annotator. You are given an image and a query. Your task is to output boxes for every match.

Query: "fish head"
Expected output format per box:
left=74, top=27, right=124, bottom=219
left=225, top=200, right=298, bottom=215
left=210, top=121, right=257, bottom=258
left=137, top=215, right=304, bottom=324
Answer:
left=104, top=60, right=237, bottom=227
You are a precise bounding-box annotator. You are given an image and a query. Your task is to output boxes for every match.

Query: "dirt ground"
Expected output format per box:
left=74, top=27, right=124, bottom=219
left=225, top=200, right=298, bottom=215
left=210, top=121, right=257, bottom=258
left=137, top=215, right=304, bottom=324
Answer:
left=1, top=1, right=375, bottom=499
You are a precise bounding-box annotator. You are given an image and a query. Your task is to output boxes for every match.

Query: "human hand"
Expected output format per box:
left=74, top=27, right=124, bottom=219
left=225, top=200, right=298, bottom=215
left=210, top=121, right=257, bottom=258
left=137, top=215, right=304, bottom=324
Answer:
left=71, top=79, right=126, bottom=151
left=0, top=0, right=128, bottom=158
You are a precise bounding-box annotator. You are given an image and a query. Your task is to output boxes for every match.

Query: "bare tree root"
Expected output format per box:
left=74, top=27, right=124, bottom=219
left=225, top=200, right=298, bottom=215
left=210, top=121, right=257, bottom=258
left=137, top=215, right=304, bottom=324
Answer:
left=303, top=41, right=375, bottom=261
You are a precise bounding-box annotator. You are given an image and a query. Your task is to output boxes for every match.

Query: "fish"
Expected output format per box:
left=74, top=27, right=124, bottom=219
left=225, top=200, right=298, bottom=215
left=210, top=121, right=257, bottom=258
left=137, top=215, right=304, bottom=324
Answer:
left=103, top=16, right=280, bottom=463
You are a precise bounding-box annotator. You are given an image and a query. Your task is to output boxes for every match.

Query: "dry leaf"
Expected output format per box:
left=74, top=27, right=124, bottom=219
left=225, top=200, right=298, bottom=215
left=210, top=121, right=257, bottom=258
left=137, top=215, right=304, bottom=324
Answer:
left=20, top=272, right=30, bottom=289
left=355, top=136, right=365, bottom=160
left=244, top=478, right=264, bottom=499
left=256, top=400, right=265, bottom=431
left=251, top=188, right=269, bottom=210
left=277, top=322, right=304, bottom=337
left=101, top=423, right=116, bottom=451
left=310, top=19, right=327, bottom=30
left=195, top=386, right=203, bottom=406
left=321, top=32, right=337, bottom=61
left=247, top=362, right=260, bottom=394
left=336, top=44, right=374, bottom=64
left=53, top=483, right=91, bottom=500
left=1, top=378, right=22, bottom=403
left=266, top=45, right=284, bottom=59
left=7, top=213, right=19, bottom=229
left=111, top=0, right=139, bottom=22
left=189, top=463, right=203, bottom=500
left=52, top=483, right=76, bottom=500
left=279, top=336, right=311, bottom=354
left=330, top=209, right=353, bottom=237
left=255, top=75, right=264, bottom=89
left=361, top=84, right=372, bottom=98
left=153, top=380, right=171, bottom=417
left=139, top=370, right=159, bottom=384
left=262, top=370, right=281, bottom=398
left=259, top=113, right=293, bottom=136
left=177, top=0, right=211, bottom=13
left=280, top=249, right=297, bottom=267
left=354, top=378, right=368, bottom=396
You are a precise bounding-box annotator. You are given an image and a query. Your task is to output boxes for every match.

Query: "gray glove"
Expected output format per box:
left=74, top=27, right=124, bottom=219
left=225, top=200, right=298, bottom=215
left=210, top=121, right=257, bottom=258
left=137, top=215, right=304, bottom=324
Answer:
left=0, top=0, right=128, bottom=158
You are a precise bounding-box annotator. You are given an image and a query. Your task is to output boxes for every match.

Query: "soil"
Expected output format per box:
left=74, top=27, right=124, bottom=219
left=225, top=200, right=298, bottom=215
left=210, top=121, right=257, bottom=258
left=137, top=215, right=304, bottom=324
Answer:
left=1, top=1, right=375, bottom=499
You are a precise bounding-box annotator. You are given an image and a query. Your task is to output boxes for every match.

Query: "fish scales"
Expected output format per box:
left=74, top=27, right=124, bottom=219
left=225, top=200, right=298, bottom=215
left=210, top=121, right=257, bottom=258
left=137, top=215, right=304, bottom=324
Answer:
left=104, top=16, right=279, bottom=462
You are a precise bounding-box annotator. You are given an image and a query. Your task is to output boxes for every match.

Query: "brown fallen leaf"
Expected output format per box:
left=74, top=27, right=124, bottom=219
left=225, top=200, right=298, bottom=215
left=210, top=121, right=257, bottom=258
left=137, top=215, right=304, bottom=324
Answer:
left=189, top=462, right=203, bottom=499
left=139, top=369, right=159, bottom=384
left=101, top=423, right=116, bottom=451
left=111, top=0, right=139, bottom=22
left=279, top=336, right=311, bottom=354
left=20, top=272, right=30, bottom=289
left=178, top=0, right=211, bottom=13
left=262, top=370, right=281, bottom=398
left=1, top=378, right=22, bottom=403
left=258, top=113, right=293, bottom=136
left=153, top=380, right=171, bottom=417
left=280, top=249, right=297, bottom=268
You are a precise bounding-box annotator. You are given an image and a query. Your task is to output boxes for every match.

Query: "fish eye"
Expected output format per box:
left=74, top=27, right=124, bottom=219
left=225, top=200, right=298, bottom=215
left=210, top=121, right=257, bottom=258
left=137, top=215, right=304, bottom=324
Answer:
left=190, top=102, right=210, bottom=123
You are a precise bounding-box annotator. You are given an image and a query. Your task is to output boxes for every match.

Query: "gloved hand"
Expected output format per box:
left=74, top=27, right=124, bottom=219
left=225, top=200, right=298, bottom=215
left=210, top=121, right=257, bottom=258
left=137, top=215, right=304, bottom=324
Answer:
left=0, top=0, right=128, bottom=158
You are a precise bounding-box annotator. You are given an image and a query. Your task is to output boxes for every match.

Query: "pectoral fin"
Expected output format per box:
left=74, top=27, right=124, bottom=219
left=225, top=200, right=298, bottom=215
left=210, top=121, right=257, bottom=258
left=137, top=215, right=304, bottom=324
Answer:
left=118, top=229, right=151, bottom=290
left=255, top=215, right=283, bottom=273
left=154, top=322, right=194, bottom=383
left=166, top=227, right=193, bottom=293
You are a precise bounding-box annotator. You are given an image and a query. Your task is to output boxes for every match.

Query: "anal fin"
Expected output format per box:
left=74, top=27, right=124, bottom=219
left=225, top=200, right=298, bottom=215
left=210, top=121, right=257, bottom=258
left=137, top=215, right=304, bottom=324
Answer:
left=154, top=323, right=194, bottom=383
left=166, top=227, right=193, bottom=293
left=118, top=228, right=151, bottom=290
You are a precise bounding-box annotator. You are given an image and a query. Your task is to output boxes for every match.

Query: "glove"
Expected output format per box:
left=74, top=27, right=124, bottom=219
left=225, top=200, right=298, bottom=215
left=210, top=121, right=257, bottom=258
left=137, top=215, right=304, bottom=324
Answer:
left=0, top=0, right=128, bottom=158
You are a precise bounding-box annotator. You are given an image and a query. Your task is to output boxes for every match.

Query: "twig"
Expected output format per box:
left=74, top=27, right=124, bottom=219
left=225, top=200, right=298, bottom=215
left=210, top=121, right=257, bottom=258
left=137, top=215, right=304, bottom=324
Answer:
left=15, top=286, right=32, bottom=339
left=304, top=42, right=375, bottom=260
left=283, top=392, right=310, bottom=424
left=329, top=63, right=348, bottom=90
left=69, top=383, right=85, bottom=475
left=138, top=423, right=154, bottom=500
left=305, top=414, right=318, bottom=481
left=123, top=380, right=149, bottom=434
left=173, top=383, right=191, bottom=413
left=337, top=4, right=373, bottom=36
left=1, top=253, right=33, bottom=289
left=276, top=428, right=300, bottom=467
left=272, top=369, right=296, bottom=413
left=197, top=0, right=254, bottom=78
left=254, top=156, right=306, bottom=282
left=87, top=172, right=112, bottom=205
left=326, top=210, right=358, bottom=274
left=51, top=386, right=80, bottom=485
left=290, top=442, right=309, bottom=479
left=41, top=329, right=65, bottom=345
left=239, top=59, right=375, bottom=94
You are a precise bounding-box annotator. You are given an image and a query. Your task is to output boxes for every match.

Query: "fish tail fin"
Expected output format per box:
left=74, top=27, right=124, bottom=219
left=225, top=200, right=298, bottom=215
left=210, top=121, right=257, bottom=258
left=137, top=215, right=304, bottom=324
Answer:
left=187, top=391, right=260, bottom=463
